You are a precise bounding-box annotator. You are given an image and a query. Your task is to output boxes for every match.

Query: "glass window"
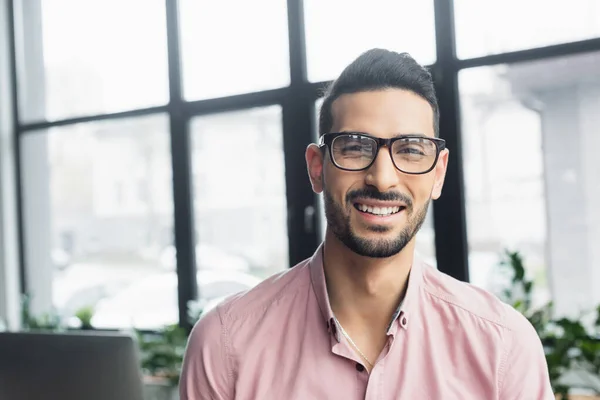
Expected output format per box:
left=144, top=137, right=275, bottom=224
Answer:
left=179, top=0, right=290, bottom=101
left=190, top=106, right=289, bottom=287
left=304, top=0, right=437, bottom=83
left=459, top=52, right=600, bottom=317
left=17, top=0, right=169, bottom=122
left=20, top=115, right=175, bottom=330
left=416, top=205, right=436, bottom=267
left=454, top=0, right=600, bottom=59
left=313, top=101, right=437, bottom=265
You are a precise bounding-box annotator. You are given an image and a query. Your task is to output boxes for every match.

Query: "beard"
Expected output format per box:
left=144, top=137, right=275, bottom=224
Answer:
left=323, top=186, right=430, bottom=258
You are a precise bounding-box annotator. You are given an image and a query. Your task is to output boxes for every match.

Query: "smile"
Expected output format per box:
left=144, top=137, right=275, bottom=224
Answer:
left=353, top=203, right=405, bottom=216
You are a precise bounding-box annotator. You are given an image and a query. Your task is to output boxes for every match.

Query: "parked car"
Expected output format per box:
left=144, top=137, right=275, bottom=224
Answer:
left=159, top=244, right=252, bottom=272
left=90, top=269, right=261, bottom=330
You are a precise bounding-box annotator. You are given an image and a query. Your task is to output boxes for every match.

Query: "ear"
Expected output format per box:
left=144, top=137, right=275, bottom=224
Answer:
left=306, top=143, right=325, bottom=193
left=431, top=149, right=449, bottom=200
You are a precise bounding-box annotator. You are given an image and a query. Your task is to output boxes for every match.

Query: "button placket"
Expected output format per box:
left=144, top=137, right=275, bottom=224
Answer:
left=363, top=358, right=383, bottom=400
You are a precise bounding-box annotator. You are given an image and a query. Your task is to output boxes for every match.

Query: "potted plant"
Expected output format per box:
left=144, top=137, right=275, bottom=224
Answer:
left=137, top=324, right=187, bottom=400
left=499, top=250, right=600, bottom=399
left=74, top=306, right=95, bottom=330
left=137, top=300, right=204, bottom=400
left=20, top=293, right=63, bottom=332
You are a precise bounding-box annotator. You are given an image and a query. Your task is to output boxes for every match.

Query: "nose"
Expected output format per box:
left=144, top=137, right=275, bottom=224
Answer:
left=364, top=146, right=401, bottom=192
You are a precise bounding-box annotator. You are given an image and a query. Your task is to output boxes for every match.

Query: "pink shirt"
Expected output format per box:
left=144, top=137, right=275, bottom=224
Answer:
left=180, top=244, right=554, bottom=399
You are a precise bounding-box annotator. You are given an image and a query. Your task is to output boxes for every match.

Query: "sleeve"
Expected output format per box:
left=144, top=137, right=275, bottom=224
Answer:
left=179, top=307, right=234, bottom=400
left=498, top=310, right=555, bottom=400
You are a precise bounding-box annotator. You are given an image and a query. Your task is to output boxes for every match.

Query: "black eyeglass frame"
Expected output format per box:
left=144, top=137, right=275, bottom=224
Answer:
left=319, top=132, right=447, bottom=175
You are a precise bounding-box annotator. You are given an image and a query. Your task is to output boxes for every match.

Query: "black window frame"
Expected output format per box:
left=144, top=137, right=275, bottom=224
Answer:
left=4, top=0, right=600, bottom=330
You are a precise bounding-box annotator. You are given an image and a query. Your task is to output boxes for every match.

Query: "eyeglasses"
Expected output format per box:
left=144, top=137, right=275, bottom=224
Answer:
left=319, top=132, right=446, bottom=175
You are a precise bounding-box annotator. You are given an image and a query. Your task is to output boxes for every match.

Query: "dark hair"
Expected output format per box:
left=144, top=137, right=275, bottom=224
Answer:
left=318, top=49, right=440, bottom=137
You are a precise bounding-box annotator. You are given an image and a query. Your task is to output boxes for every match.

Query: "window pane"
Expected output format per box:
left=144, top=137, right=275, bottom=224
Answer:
left=180, top=0, right=290, bottom=101
left=20, top=115, right=175, bottom=330
left=191, top=106, right=288, bottom=297
left=313, top=100, right=436, bottom=265
left=455, top=0, right=600, bottom=59
left=460, top=52, right=600, bottom=317
left=17, top=0, right=169, bottom=122
left=304, top=0, right=436, bottom=83
left=416, top=205, right=436, bottom=267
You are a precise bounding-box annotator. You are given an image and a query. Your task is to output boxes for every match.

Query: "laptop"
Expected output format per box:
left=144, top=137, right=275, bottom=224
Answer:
left=0, top=331, right=145, bottom=400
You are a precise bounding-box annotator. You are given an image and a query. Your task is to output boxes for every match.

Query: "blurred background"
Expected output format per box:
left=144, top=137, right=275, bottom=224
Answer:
left=0, top=0, right=599, bottom=394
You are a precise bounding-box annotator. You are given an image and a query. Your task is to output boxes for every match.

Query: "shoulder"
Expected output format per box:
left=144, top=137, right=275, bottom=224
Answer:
left=419, top=262, right=549, bottom=390
left=218, top=258, right=311, bottom=321
left=419, top=265, right=552, bottom=396
left=419, top=261, right=529, bottom=332
left=190, top=258, right=312, bottom=343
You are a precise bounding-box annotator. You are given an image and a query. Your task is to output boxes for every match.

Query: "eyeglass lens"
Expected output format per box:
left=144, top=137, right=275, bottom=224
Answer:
left=331, top=134, right=438, bottom=173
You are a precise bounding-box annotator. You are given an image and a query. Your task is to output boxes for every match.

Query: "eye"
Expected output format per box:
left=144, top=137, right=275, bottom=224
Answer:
left=342, top=144, right=362, bottom=152
left=393, top=138, right=436, bottom=157
left=396, top=144, right=426, bottom=156
left=333, top=135, right=374, bottom=157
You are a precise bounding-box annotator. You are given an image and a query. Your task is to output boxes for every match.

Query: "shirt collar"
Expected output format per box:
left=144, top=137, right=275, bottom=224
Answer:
left=309, top=242, right=423, bottom=342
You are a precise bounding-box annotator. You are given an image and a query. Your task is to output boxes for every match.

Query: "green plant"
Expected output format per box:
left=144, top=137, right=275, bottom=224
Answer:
left=20, top=293, right=62, bottom=331
left=136, top=300, right=205, bottom=387
left=580, top=305, right=600, bottom=376
left=74, top=306, right=95, bottom=330
left=499, top=250, right=600, bottom=398
left=137, top=324, right=189, bottom=387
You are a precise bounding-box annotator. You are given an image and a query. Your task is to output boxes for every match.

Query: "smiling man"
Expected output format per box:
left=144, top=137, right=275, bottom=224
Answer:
left=180, top=49, right=554, bottom=400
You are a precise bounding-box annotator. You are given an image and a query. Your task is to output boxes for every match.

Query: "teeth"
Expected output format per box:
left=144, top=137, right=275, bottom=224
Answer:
left=357, top=204, right=402, bottom=216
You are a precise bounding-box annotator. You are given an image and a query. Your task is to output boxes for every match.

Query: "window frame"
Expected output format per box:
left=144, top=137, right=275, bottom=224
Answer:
left=4, top=0, right=600, bottom=330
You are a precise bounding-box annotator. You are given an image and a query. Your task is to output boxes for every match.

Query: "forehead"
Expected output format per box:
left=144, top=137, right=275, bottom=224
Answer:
left=330, top=89, right=435, bottom=138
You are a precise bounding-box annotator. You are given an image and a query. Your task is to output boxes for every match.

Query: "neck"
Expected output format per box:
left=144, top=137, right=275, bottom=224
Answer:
left=323, top=229, right=414, bottom=332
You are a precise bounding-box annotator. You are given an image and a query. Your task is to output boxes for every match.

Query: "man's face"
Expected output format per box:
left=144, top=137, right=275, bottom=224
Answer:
left=306, top=89, right=448, bottom=258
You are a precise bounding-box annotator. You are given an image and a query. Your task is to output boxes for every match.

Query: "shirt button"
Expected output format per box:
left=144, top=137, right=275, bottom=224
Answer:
left=400, top=315, right=408, bottom=328
left=356, top=363, right=365, bottom=372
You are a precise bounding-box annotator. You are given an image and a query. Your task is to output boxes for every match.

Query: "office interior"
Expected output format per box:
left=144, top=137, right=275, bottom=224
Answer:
left=0, top=0, right=599, bottom=399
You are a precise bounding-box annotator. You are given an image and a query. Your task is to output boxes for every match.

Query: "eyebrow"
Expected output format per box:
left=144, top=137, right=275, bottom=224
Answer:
left=338, top=130, right=428, bottom=138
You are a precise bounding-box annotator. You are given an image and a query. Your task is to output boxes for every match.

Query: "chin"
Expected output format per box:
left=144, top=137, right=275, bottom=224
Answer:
left=354, top=220, right=406, bottom=235
left=345, top=236, right=408, bottom=258
left=342, top=223, right=415, bottom=258
left=354, top=230, right=402, bottom=245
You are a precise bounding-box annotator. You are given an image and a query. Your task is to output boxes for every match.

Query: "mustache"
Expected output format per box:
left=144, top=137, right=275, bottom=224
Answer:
left=346, top=187, right=413, bottom=209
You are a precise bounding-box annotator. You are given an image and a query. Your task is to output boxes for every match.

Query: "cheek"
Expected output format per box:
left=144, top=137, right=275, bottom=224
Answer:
left=405, top=178, right=435, bottom=207
left=323, top=168, right=354, bottom=204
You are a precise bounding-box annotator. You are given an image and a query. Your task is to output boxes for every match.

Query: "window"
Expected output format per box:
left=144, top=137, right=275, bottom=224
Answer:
left=17, top=0, right=169, bottom=122
left=179, top=0, right=290, bottom=100
left=8, top=0, right=598, bottom=333
left=304, top=0, right=437, bottom=83
left=454, top=0, right=600, bottom=59
left=459, top=52, right=600, bottom=317
left=20, top=115, right=175, bottom=329
left=416, top=205, right=436, bottom=267
left=190, top=106, right=289, bottom=283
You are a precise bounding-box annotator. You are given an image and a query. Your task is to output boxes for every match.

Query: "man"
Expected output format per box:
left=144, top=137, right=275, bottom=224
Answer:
left=180, top=49, right=554, bottom=399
